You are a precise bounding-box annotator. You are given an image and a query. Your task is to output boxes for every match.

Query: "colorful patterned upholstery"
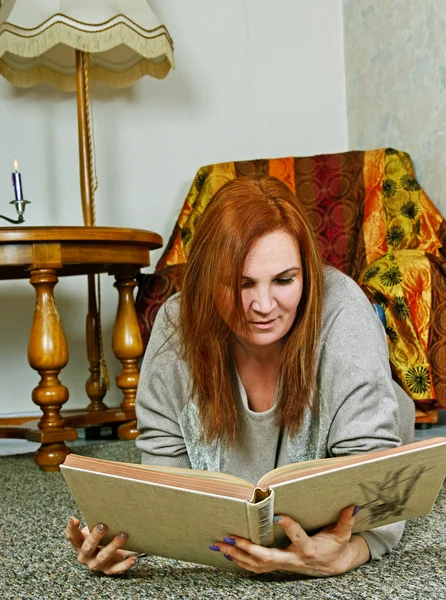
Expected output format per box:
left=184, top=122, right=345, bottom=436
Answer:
left=135, top=149, right=446, bottom=413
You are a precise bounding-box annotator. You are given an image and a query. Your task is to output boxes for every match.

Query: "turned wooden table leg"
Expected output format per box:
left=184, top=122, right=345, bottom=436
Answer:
left=28, top=268, right=76, bottom=471
left=112, top=272, right=144, bottom=440
left=85, top=274, right=108, bottom=411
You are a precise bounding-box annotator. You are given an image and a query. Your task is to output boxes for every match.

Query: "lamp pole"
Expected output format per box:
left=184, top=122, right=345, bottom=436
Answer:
left=75, top=49, right=108, bottom=413
left=75, top=50, right=94, bottom=227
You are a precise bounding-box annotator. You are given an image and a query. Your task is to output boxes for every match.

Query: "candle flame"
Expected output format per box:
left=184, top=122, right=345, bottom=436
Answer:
left=14, top=159, right=19, bottom=171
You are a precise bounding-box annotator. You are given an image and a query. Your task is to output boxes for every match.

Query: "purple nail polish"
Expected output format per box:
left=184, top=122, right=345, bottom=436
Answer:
left=223, top=537, right=236, bottom=545
left=353, top=505, right=361, bottom=516
left=209, top=545, right=220, bottom=552
left=97, top=524, right=104, bottom=532
left=119, top=532, right=128, bottom=540
left=224, top=554, right=233, bottom=561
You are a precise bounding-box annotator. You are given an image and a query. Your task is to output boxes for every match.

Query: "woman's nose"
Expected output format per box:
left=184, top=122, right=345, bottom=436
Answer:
left=251, top=288, right=277, bottom=313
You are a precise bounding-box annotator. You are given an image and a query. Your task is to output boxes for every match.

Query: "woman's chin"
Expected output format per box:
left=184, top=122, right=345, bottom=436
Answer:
left=238, top=331, right=287, bottom=351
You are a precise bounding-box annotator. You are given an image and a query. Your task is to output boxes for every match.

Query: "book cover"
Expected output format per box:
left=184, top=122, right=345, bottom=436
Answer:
left=61, top=438, right=446, bottom=570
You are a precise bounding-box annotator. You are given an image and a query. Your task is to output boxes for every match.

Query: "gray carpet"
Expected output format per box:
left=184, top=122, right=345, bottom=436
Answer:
left=1, top=441, right=445, bottom=600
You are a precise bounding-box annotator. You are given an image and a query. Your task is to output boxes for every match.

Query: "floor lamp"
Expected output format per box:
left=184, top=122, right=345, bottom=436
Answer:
left=0, top=1, right=174, bottom=420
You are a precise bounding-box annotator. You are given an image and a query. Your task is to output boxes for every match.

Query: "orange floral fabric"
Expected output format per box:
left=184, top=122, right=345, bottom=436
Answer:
left=135, top=149, right=446, bottom=409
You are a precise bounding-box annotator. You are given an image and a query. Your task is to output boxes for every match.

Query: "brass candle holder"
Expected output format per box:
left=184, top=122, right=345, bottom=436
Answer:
left=0, top=197, right=30, bottom=224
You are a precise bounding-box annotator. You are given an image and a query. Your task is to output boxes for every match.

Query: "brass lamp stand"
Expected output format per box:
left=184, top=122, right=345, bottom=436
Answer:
left=75, top=49, right=108, bottom=414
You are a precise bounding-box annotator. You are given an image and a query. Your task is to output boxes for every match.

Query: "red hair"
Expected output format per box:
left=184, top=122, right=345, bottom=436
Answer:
left=179, top=176, right=324, bottom=443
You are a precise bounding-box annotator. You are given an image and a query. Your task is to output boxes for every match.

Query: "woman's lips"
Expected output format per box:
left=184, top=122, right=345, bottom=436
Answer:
left=250, top=319, right=276, bottom=330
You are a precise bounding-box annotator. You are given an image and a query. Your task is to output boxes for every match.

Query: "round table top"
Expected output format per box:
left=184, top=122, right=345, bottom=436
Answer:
left=0, top=226, right=164, bottom=280
left=0, top=226, right=163, bottom=246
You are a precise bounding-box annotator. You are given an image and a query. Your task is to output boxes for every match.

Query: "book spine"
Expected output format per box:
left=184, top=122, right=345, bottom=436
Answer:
left=245, top=488, right=275, bottom=546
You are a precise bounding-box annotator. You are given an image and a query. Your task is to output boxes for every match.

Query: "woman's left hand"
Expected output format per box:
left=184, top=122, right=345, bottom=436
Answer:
left=211, top=505, right=370, bottom=577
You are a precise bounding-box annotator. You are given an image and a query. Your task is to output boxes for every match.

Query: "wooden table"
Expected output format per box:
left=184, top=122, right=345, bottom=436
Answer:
left=0, top=226, right=162, bottom=470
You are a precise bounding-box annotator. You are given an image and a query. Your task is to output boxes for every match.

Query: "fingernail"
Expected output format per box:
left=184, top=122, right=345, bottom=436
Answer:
left=223, top=537, right=236, bottom=545
left=224, top=554, right=233, bottom=561
left=209, top=545, right=220, bottom=552
left=97, top=524, right=104, bottom=532
left=119, top=532, right=128, bottom=540
left=353, top=506, right=361, bottom=516
left=273, top=515, right=282, bottom=523
left=68, top=517, right=75, bottom=527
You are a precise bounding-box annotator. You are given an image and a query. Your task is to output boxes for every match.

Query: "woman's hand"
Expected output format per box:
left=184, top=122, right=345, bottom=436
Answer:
left=65, top=517, right=138, bottom=575
left=211, top=505, right=370, bottom=577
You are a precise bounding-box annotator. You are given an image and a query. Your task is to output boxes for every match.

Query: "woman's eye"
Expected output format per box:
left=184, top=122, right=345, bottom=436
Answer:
left=275, top=278, right=294, bottom=285
left=241, top=281, right=253, bottom=289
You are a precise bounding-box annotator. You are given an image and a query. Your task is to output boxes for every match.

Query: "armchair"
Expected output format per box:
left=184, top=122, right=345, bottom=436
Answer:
left=135, top=149, right=446, bottom=425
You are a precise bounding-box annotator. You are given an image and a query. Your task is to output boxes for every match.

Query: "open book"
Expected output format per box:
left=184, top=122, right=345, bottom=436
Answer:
left=61, top=437, right=446, bottom=570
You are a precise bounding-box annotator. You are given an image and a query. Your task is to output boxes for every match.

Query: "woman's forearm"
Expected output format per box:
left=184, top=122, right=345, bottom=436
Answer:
left=348, top=535, right=371, bottom=570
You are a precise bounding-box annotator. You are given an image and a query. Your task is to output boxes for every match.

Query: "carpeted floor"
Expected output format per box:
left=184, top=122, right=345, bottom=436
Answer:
left=1, top=440, right=445, bottom=600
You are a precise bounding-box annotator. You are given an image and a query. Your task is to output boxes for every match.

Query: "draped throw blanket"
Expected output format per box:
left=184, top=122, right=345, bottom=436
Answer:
left=135, top=149, right=446, bottom=412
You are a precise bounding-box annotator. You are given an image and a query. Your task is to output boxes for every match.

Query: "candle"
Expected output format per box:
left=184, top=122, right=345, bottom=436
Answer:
left=12, top=159, right=24, bottom=201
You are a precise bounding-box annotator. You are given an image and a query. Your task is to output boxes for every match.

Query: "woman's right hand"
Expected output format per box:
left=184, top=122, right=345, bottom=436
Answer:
left=65, top=516, right=138, bottom=575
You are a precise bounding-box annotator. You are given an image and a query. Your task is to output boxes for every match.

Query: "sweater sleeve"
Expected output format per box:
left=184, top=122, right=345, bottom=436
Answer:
left=319, top=269, right=413, bottom=560
left=135, top=296, right=192, bottom=469
left=358, top=523, right=406, bottom=560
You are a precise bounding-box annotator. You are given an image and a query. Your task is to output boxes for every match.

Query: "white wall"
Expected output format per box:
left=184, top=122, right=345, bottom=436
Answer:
left=343, top=0, right=446, bottom=217
left=0, top=0, right=348, bottom=416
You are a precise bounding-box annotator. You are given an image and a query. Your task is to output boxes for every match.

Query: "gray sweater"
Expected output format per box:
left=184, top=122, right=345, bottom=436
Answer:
left=136, top=266, right=415, bottom=562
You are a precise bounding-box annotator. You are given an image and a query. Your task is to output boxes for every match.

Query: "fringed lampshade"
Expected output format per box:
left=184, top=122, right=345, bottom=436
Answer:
left=0, top=0, right=175, bottom=90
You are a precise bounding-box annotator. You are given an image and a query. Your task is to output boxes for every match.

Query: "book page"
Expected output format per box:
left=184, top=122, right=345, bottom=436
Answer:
left=64, top=454, right=255, bottom=501
left=258, top=437, right=446, bottom=488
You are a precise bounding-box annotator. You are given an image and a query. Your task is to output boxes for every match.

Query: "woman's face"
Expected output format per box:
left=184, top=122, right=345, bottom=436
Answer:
left=233, top=229, right=303, bottom=352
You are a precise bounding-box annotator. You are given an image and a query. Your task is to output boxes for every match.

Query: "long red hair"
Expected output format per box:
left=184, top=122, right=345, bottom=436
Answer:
left=179, top=176, right=324, bottom=443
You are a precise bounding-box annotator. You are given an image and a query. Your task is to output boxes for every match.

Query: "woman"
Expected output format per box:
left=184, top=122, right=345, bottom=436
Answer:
left=66, top=176, right=414, bottom=576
